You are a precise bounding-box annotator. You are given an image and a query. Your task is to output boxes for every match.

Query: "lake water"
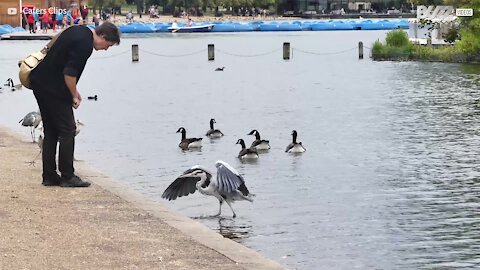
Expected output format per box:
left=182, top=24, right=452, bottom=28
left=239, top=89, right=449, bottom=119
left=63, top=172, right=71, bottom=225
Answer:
left=1, top=31, right=480, bottom=270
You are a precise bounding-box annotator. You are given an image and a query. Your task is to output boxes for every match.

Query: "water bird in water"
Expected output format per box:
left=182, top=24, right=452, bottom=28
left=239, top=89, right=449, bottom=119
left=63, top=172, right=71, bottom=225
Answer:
left=161, top=160, right=254, bottom=218
left=285, top=130, right=306, bottom=153
left=87, top=95, right=98, bottom=100
left=19, top=111, right=42, bottom=142
left=215, top=66, right=225, bottom=71
left=247, top=129, right=271, bottom=150
left=205, top=118, right=224, bottom=138
left=236, top=139, right=259, bottom=160
left=5, top=78, right=22, bottom=91
left=176, top=127, right=202, bottom=149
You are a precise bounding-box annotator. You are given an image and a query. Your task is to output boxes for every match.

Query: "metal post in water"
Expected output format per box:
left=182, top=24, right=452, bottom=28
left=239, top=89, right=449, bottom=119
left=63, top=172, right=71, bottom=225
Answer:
left=283, top=42, right=290, bottom=60
left=358, top=41, right=364, bottom=60
left=132, top=44, right=139, bottom=62
left=208, top=44, right=214, bottom=61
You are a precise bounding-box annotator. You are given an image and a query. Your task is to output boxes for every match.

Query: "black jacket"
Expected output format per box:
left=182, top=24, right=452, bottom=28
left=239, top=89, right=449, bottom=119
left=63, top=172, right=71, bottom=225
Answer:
left=31, top=25, right=93, bottom=101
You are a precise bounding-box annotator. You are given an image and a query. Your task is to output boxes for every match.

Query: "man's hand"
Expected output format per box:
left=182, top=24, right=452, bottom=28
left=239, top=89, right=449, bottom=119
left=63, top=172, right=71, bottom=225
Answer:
left=73, top=92, right=82, bottom=109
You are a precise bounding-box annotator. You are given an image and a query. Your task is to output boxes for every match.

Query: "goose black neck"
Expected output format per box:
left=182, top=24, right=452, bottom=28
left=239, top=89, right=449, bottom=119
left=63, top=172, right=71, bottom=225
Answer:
left=239, top=140, right=246, bottom=149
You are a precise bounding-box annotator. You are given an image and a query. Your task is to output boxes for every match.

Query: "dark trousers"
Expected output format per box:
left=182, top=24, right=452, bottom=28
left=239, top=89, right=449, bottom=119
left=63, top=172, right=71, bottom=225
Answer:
left=33, top=90, right=76, bottom=180
left=28, top=22, right=35, bottom=33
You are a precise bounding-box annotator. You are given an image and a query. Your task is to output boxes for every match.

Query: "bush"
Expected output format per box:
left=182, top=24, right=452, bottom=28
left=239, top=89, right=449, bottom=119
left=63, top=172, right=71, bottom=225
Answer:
left=456, top=30, right=480, bottom=56
left=385, top=29, right=410, bottom=47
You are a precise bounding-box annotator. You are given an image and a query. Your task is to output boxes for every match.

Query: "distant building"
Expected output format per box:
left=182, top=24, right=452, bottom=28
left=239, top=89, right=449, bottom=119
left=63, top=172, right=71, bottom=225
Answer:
left=280, top=0, right=398, bottom=15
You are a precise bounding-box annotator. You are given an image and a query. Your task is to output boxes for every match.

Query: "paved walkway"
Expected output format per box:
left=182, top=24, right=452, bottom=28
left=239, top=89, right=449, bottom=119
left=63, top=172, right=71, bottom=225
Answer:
left=0, top=126, right=285, bottom=270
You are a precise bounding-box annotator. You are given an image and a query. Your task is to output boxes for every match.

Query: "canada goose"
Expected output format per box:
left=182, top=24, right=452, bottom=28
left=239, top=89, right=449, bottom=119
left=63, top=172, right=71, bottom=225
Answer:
left=19, top=111, right=42, bottom=142
left=161, top=160, right=254, bottom=218
left=205, top=118, right=224, bottom=138
left=177, top=127, right=202, bottom=149
left=87, top=95, right=98, bottom=100
left=6, top=78, right=22, bottom=91
left=247, top=129, right=271, bottom=150
left=285, top=130, right=306, bottom=153
left=215, top=66, right=225, bottom=71
left=236, top=139, right=259, bottom=159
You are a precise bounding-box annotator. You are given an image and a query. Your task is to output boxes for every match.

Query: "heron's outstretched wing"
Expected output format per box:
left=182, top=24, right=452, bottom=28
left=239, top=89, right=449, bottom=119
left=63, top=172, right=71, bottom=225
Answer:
left=215, top=160, right=246, bottom=194
left=161, top=167, right=209, bottom=201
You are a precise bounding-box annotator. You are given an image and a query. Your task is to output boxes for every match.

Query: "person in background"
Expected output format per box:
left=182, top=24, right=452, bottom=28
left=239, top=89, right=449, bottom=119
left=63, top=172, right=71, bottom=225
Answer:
left=93, top=15, right=99, bottom=27
left=56, top=11, right=64, bottom=30
left=51, top=12, right=57, bottom=31
left=28, top=22, right=121, bottom=187
left=41, top=12, right=49, bottom=33
left=80, top=4, right=89, bottom=23
left=27, top=12, right=35, bottom=33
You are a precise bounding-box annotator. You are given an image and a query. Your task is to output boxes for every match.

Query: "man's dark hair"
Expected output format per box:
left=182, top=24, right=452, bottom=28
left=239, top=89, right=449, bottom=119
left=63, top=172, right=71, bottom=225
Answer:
left=95, top=22, right=121, bottom=45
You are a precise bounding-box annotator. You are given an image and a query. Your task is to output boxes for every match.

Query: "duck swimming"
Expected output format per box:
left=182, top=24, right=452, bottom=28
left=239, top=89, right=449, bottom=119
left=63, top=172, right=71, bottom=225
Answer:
left=247, top=129, right=271, bottom=150
left=205, top=118, right=224, bottom=138
left=177, top=127, right=202, bottom=149
left=285, top=130, right=306, bottom=153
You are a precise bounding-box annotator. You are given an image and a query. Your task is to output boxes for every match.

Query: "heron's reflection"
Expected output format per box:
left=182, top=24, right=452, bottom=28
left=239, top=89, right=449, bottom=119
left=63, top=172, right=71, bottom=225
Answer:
left=214, top=217, right=252, bottom=243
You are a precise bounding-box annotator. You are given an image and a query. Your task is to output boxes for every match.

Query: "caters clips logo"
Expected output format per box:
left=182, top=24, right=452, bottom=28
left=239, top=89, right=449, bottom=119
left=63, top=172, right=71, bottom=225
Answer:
left=23, top=7, right=68, bottom=15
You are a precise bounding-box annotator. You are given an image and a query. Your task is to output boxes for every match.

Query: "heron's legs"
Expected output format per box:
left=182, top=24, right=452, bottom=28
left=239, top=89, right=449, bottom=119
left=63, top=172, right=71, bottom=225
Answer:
left=214, top=199, right=223, bottom=217
left=28, top=150, right=42, bottom=166
left=30, top=127, right=36, bottom=143
left=225, top=200, right=237, bottom=218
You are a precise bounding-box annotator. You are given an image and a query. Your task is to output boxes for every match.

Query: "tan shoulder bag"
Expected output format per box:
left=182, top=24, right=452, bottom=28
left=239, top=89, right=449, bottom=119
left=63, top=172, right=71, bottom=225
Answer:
left=18, top=33, right=60, bottom=90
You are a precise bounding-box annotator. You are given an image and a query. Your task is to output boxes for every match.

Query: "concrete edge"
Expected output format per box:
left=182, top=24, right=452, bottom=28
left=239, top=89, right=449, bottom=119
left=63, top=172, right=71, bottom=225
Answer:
left=73, top=158, right=286, bottom=270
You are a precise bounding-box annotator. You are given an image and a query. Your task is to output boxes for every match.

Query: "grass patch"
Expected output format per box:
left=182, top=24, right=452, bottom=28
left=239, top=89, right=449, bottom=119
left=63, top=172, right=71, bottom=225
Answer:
left=371, top=29, right=475, bottom=63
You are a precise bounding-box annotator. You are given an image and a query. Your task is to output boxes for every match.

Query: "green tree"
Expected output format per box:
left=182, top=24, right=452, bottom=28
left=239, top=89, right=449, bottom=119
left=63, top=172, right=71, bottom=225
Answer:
left=89, top=0, right=126, bottom=14
left=448, top=0, right=480, bottom=56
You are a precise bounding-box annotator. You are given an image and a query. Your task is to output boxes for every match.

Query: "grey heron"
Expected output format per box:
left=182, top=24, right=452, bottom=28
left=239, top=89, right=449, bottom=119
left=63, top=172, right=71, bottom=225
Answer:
left=236, top=139, right=259, bottom=160
left=29, top=119, right=84, bottom=165
left=28, top=127, right=44, bottom=166
left=205, top=118, right=224, bottom=138
left=75, top=119, right=85, bottom=136
left=285, top=130, right=306, bottom=153
left=19, top=111, right=42, bottom=142
left=161, top=160, right=254, bottom=218
left=247, top=129, right=271, bottom=150
left=176, top=127, right=202, bottom=150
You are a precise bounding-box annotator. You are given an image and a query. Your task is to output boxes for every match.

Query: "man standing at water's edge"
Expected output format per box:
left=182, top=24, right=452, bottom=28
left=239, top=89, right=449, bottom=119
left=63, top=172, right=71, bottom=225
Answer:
left=29, top=22, right=120, bottom=187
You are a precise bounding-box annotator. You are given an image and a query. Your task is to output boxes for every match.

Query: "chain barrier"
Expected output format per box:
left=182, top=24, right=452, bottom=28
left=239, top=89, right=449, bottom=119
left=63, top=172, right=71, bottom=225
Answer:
left=139, top=48, right=206, bottom=58
left=292, top=46, right=358, bottom=56
left=0, top=44, right=365, bottom=62
left=216, top=47, right=281, bottom=58
left=92, top=49, right=131, bottom=59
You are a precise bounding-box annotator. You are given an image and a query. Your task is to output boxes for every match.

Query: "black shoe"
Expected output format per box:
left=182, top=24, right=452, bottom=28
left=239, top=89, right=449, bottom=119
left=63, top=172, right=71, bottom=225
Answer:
left=60, top=175, right=91, bottom=188
left=42, top=175, right=62, bottom=186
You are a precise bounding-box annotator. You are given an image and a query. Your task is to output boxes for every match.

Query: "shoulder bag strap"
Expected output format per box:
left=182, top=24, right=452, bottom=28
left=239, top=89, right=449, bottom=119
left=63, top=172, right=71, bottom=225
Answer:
left=40, top=32, right=61, bottom=54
